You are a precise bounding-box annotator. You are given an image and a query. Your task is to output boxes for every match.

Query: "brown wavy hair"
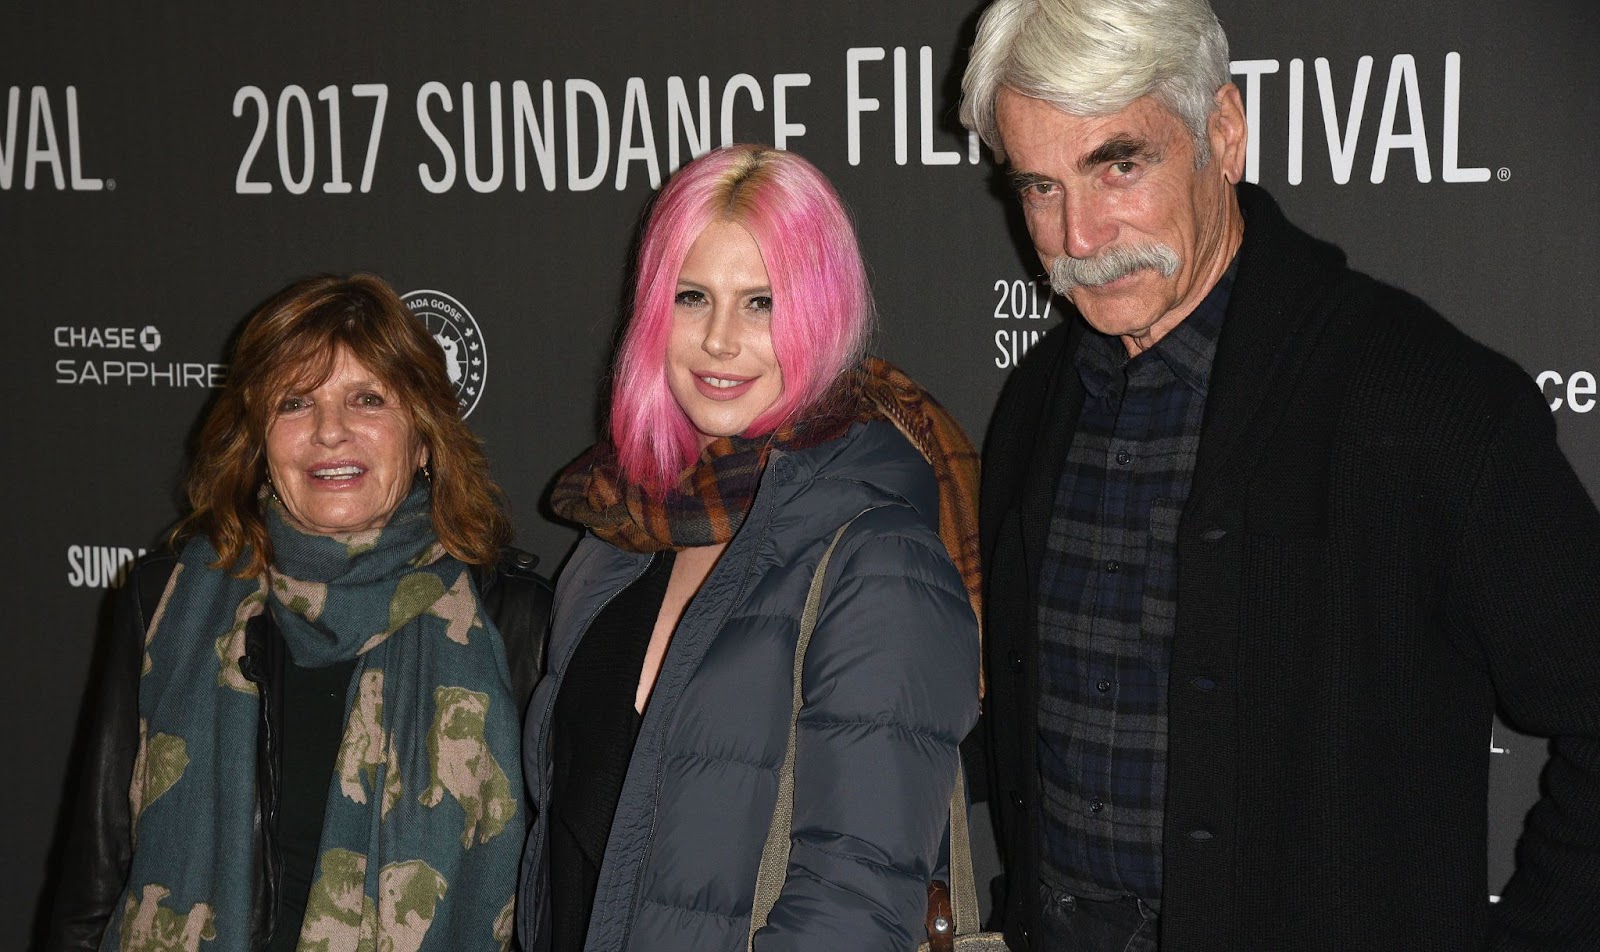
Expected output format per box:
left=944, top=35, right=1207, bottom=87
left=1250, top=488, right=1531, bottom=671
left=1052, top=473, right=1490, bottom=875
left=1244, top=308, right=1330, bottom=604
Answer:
left=174, top=273, right=512, bottom=576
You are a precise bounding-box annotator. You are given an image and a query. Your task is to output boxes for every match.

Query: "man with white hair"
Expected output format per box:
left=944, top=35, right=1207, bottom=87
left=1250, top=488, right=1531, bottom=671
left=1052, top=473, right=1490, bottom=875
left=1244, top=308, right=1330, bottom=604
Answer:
left=963, top=0, right=1600, bottom=949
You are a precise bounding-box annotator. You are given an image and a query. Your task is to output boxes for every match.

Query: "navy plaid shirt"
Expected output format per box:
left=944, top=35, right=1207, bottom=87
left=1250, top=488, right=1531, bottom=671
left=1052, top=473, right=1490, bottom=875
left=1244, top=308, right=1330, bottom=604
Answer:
left=1035, top=264, right=1234, bottom=904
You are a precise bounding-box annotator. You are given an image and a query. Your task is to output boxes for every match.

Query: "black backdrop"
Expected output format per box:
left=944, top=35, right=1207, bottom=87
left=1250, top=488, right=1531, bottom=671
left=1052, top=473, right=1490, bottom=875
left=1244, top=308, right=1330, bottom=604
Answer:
left=5, top=2, right=1597, bottom=945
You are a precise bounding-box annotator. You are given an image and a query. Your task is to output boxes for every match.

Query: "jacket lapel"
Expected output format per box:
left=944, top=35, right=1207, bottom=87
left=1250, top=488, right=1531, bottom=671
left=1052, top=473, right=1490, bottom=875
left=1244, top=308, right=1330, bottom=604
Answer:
left=1187, top=185, right=1351, bottom=521
left=1020, top=320, right=1087, bottom=594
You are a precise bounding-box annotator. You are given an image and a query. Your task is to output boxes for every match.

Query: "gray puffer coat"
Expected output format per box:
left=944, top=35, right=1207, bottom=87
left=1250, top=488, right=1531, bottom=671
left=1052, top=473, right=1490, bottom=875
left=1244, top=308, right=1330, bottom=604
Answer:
left=517, top=420, right=981, bottom=952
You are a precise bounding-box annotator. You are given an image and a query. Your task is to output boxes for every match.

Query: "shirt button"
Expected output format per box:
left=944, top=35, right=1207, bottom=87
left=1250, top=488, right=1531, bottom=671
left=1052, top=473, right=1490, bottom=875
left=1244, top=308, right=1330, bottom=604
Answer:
left=1115, top=451, right=1132, bottom=465
left=1089, top=798, right=1104, bottom=813
left=1105, top=560, right=1120, bottom=574
left=1010, top=650, right=1024, bottom=671
left=1096, top=679, right=1112, bottom=693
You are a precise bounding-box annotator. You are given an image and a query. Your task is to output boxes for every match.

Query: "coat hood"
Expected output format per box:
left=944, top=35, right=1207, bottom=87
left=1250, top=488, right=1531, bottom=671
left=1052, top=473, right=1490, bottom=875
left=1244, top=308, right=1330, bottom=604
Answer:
left=763, top=419, right=941, bottom=536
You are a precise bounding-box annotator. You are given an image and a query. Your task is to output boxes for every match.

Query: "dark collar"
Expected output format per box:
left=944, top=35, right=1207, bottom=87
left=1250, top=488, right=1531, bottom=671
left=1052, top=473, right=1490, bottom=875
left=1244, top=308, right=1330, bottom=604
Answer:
left=1075, top=258, right=1237, bottom=398
left=1185, top=183, right=1356, bottom=520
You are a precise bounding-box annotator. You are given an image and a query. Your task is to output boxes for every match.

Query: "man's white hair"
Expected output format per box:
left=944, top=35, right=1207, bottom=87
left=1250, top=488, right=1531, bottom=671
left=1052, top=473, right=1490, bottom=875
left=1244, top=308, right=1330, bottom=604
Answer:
left=960, top=0, right=1231, bottom=164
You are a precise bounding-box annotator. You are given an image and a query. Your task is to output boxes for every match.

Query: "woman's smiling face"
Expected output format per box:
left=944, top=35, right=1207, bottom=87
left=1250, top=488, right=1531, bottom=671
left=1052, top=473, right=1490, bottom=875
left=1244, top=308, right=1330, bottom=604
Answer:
left=666, top=219, right=785, bottom=450
left=265, top=346, right=427, bottom=535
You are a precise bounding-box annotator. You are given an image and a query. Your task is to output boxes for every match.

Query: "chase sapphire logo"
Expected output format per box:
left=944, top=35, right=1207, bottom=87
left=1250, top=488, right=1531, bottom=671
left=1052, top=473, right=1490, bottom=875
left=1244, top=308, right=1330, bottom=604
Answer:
left=401, top=289, right=487, bottom=418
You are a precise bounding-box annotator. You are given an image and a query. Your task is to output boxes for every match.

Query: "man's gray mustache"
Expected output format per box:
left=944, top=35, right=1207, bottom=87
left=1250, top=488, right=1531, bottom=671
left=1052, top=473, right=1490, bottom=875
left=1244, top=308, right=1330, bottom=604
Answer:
left=1049, top=244, right=1181, bottom=294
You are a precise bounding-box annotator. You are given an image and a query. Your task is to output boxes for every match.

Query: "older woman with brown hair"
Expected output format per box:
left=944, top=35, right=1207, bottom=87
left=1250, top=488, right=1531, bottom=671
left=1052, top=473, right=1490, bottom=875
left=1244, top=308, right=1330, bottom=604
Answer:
left=48, top=273, right=551, bottom=952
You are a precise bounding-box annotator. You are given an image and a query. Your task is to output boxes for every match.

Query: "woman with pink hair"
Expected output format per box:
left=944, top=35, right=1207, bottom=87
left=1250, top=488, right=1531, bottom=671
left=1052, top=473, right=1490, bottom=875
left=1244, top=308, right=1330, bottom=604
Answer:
left=518, top=144, right=983, bottom=952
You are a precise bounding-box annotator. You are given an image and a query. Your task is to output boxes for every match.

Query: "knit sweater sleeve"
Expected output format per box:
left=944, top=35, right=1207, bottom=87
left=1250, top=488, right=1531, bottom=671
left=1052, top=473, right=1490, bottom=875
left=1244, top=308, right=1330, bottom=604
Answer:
left=1448, top=378, right=1600, bottom=950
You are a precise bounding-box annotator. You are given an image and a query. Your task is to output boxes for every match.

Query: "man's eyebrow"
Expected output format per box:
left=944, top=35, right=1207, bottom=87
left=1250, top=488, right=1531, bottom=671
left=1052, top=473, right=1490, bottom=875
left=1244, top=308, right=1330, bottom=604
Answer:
left=1007, top=169, right=1051, bottom=191
left=1078, top=135, right=1159, bottom=173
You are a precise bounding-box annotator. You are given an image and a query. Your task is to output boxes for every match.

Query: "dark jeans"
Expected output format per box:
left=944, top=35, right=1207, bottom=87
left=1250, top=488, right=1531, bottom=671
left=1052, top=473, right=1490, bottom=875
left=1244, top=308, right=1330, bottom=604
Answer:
left=1036, top=883, right=1159, bottom=952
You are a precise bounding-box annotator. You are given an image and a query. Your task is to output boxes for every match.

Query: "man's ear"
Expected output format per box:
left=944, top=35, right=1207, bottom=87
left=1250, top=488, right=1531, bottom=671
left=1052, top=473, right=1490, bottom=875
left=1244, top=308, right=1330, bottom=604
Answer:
left=1210, top=83, right=1248, bottom=185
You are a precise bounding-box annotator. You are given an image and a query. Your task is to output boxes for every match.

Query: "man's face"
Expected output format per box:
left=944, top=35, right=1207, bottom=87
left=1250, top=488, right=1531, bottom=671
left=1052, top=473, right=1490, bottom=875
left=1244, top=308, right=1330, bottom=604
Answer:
left=995, top=85, right=1247, bottom=354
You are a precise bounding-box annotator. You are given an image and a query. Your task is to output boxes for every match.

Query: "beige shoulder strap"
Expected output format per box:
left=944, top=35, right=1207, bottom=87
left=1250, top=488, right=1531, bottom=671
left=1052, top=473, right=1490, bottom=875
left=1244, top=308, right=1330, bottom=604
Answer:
left=747, top=509, right=983, bottom=948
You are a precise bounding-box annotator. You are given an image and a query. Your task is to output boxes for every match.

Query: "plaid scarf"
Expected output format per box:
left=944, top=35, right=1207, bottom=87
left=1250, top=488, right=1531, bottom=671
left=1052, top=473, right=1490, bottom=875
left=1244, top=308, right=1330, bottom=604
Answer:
left=549, top=357, right=983, bottom=644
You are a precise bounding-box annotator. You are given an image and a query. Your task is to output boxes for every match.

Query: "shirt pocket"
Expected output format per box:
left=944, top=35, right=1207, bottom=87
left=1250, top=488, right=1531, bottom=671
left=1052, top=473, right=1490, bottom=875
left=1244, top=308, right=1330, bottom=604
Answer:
left=1142, top=499, right=1185, bottom=667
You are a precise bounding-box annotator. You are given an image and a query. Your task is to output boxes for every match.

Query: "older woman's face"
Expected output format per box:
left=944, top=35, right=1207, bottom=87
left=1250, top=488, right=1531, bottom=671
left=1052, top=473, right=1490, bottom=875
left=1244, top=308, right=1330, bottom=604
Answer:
left=667, top=220, right=784, bottom=450
left=265, top=346, right=426, bottom=536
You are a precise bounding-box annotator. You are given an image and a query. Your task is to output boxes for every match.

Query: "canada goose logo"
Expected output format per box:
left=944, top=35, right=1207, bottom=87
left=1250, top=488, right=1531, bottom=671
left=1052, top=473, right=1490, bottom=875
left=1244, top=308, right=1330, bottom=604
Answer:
left=402, top=289, right=487, bottom=418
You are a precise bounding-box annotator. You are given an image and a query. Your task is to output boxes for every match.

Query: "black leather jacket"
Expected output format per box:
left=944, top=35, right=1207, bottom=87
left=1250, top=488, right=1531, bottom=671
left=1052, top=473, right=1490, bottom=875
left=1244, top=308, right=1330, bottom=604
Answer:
left=46, top=547, right=554, bottom=952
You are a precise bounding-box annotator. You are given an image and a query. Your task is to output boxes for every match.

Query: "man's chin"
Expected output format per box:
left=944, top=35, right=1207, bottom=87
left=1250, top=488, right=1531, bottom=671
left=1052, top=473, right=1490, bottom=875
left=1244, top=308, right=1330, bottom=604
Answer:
left=1075, top=299, right=1162, bottom=340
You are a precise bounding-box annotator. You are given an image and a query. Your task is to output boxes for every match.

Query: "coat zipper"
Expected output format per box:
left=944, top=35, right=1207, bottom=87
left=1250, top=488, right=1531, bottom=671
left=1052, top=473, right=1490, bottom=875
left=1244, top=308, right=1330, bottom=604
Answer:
left=614, top=485, right=782, bottom=952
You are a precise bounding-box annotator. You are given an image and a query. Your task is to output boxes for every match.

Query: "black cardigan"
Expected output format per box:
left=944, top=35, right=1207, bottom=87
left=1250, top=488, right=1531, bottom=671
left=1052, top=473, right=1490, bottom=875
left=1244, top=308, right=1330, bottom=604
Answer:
left=46, top=546, right=553, bottom=952
left=980, top=183, right=1600, bottom=951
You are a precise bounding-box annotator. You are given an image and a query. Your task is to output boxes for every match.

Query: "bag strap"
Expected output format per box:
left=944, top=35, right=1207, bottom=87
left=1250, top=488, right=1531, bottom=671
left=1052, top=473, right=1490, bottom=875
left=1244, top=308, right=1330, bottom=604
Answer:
left=926, top=764, right=981, bottom=948
left=748, top=510, right=871, bottom=947
left=747, top=508, right=983, bottom=948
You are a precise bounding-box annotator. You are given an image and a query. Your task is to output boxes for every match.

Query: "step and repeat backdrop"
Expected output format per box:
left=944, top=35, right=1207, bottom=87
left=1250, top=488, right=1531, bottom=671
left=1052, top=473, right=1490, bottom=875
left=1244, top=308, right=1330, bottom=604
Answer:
left=3, top=0, right=1595, bottom=945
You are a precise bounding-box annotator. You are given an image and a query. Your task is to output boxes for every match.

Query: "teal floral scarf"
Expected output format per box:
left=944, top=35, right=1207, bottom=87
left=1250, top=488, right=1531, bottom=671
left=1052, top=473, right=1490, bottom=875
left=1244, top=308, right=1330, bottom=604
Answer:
left=103, top=486, right=523, bottom=952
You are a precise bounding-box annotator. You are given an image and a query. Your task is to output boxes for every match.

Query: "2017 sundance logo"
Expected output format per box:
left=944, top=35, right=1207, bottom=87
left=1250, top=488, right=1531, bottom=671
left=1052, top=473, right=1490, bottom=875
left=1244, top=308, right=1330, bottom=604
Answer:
left=66, top=544, right=147, bottom=589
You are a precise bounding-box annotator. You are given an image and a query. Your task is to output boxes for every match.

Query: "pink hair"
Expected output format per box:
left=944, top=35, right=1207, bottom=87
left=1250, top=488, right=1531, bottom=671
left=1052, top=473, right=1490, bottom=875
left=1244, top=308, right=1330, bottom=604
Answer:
left=609, top=144, right=874, bottom=496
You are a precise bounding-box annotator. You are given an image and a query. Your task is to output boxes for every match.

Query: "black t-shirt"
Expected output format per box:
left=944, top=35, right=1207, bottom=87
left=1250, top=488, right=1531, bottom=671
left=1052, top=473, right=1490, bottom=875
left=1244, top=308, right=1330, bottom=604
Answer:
left=548, top=551, right=675, bottom=952
left=267, top=654, right=358, bottom=952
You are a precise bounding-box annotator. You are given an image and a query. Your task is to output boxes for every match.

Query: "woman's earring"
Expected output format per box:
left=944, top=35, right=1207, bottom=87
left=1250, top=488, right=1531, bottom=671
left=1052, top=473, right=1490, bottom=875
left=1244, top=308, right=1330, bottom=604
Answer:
left=420, top=462, right=434, bottom=485
left=264, top=472, right=282, bottom=504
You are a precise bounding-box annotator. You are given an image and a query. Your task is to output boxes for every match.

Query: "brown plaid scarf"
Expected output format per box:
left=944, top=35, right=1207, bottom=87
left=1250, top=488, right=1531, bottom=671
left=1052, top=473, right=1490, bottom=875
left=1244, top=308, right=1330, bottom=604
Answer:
left=550, top=357, right=983, bottom=646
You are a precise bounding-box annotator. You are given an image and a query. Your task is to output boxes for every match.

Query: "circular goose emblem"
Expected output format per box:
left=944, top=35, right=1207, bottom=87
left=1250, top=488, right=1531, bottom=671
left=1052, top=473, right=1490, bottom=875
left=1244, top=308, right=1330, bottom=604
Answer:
left=402, top=289, right=487, bottom=417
